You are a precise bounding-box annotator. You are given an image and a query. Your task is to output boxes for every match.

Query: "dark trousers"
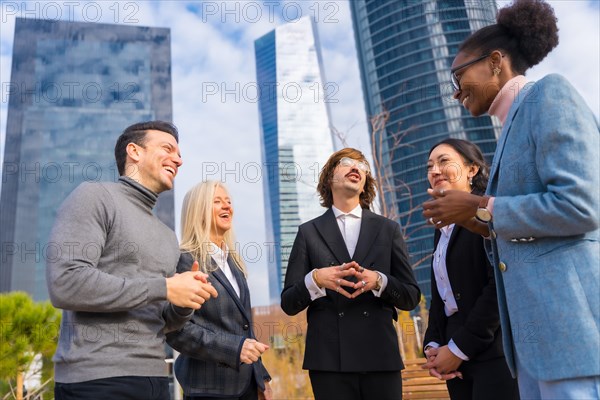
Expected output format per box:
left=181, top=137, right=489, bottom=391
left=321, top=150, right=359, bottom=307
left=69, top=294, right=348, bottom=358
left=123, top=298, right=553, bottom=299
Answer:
left=446, top=357, right=520, bottom=400
left=445, top=315, right=519, bottom=400
left=184, top=382, right=257, bottom=400
left=55, top=376, right=170, bottom=400
left=309, top=370, right=402, bottom=400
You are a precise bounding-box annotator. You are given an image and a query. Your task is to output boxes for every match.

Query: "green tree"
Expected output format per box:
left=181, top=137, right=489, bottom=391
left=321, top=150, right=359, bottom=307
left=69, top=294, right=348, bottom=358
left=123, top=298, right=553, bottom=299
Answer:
left=0, top=292, right=61, bottom=400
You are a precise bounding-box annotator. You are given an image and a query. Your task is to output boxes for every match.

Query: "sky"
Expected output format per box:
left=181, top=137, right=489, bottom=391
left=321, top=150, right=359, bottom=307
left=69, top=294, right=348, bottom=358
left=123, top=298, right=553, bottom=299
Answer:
left=1, top=0, right=599, bottom=306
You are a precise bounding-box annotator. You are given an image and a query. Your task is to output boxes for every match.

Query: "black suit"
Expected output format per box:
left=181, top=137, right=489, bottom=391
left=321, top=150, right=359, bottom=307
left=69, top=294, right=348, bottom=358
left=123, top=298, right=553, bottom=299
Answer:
left=166, top=253, right=270, bottom=399
left=423, top=226, right=518, bottom=400
left=281, top=208, right=420, bottom=399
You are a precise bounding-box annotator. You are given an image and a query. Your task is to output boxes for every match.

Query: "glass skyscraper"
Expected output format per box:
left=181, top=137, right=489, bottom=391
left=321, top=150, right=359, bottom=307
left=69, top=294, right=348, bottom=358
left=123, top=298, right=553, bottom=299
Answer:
left=255, top=16, right=334, bottom=302
left=350, top=0, right=501, bottom=300
left=0, top=18, right=174, bottom=300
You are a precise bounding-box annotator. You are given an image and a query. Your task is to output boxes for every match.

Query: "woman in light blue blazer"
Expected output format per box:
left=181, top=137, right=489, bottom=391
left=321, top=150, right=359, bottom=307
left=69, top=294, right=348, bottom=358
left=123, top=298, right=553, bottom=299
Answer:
left=422, top=0, right=599, bottom=399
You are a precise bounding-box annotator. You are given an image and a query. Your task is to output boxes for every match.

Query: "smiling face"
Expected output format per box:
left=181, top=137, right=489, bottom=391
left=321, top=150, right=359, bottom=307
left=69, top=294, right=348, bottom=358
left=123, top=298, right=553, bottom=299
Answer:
left=451, top=51, right=500, bottom=117
left=427, top=144, right=478, bottom=193
left=211, top=185, right=233, bottom=240
left=128, top=129, right=182, bottom=194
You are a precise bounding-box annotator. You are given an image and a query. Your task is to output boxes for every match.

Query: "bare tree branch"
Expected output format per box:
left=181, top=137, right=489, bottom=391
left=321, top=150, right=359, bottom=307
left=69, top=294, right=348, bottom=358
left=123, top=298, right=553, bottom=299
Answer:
left=331, top=125, right=349, bottom=148
left=368, top=107, right=434, bottom=273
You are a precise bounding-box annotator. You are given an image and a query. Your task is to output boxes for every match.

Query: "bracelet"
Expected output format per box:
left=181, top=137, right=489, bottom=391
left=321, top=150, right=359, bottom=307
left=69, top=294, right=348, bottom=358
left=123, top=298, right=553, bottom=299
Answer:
left=312, top=269, right=322, bottom=288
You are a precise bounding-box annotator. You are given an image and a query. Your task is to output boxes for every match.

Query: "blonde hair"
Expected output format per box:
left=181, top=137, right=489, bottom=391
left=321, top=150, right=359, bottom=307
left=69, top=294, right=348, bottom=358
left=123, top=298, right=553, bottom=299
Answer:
left=179, top=180, right=246, bottom=276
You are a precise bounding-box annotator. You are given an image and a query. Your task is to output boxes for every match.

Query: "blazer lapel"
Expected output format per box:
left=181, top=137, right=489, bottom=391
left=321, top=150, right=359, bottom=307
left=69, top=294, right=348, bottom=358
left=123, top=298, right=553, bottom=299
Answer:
left=210, top=261, right=251, bottom=323
left=314, top=208, right=351, bottom=263
left=228, top=256, right=251, bottom=311
left=445, top=225, right=462, bottom=257
left=352, top=209, right=382, bottom=265
left=488, top=81, right=535, bottom=192
left=433, top=228, right=441, bottom=248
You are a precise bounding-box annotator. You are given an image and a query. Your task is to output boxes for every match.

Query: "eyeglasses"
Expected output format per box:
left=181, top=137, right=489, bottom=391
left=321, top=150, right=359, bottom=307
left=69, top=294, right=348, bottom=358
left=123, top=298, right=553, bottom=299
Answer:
left=450, top=53, right=490, bottom=91
left=339, top=157, right=370, bottom=174
left=426, top=159, right=471, bottom=173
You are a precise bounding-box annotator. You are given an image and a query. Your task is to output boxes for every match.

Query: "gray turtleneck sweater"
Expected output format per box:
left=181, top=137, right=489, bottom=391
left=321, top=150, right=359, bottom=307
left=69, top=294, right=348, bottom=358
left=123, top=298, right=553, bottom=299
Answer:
left=47, top=177, right=192, bottom=383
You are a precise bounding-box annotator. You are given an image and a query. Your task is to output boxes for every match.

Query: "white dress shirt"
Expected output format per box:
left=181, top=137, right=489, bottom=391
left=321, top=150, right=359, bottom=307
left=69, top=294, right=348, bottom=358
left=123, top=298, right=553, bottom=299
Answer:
left=433, top=225, right=459, bottom=317
left=305, top=204, right=388, bottom=300
left=209, top=242, right=240, bottom=297
left=332, top=204, right=362, bottom=258
left=425, top=224, right=469, bottom=361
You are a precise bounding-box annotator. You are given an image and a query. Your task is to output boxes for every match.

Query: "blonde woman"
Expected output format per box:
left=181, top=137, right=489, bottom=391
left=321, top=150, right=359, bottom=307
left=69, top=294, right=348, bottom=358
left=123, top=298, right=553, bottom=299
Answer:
left=166, top=181, right=272, bottom=400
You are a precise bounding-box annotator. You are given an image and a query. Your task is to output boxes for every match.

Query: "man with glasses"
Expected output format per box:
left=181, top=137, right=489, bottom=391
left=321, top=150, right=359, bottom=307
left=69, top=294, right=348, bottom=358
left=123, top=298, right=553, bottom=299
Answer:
left=281, top=148, right=421, bottom=400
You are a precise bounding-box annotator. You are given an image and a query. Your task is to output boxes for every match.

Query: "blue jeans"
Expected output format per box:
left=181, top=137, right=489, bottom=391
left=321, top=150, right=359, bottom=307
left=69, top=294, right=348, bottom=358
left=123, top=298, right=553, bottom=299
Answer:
left=516, top=355, right=600, bottom=399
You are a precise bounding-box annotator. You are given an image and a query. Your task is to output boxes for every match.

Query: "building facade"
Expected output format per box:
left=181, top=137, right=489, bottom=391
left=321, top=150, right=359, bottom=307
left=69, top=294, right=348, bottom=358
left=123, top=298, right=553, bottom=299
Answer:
left=255, top=17, right=335, bottom=302
left=0, top=18, right=174, bottom=300
left=350, top=0, right=501, bottom=300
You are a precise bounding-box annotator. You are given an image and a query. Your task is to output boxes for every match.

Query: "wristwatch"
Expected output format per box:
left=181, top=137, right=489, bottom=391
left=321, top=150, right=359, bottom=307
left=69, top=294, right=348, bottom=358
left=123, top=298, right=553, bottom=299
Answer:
left=374, top=273, right=383, bottom=291
left=475, top=195, right=492, bottom=222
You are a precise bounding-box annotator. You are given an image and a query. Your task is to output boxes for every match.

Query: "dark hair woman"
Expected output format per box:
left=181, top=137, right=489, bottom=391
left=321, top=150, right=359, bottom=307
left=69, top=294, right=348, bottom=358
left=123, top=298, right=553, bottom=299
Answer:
left=423, top=139, right=519, bottom=400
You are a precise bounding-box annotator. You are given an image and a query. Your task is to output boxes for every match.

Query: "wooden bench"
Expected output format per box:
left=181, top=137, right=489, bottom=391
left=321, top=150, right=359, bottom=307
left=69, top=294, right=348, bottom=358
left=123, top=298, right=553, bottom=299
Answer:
left=402, top=358, right=450, bottom=399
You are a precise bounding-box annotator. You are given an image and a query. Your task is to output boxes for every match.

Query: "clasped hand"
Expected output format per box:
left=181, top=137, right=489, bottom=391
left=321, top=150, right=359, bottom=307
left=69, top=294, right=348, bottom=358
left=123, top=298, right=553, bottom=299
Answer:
left=422, top=345, right=463, bottom=381
left=422, top=188, right=481, bottom=229
left=240, top=338, right=270, bottom=364
left=423, top=189, right=491, bottom=236
left=314, top=261, right=380, bottom=299
left=166, top=261, right=219, bottom=309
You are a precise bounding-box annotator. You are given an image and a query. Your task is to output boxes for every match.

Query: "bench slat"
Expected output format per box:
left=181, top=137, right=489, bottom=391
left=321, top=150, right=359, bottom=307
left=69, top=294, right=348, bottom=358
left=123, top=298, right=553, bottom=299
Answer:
left=402, top=358, right=449, bottom=400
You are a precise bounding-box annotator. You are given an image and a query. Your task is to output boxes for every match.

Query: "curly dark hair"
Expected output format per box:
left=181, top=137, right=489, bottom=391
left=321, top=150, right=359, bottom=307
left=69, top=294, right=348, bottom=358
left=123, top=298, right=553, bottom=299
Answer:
left=460, top=0, right=559, bottom=74
left=317, top=148, right=377, bottom=209
left=428, top=139, right=489, bottom=195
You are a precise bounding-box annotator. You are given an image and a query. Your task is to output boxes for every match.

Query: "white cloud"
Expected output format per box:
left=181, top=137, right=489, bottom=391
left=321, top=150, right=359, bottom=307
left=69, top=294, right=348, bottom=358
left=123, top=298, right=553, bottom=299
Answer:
left=526, top=1, right=599, bottom=115
left=156, top=2, right=272, bottom=305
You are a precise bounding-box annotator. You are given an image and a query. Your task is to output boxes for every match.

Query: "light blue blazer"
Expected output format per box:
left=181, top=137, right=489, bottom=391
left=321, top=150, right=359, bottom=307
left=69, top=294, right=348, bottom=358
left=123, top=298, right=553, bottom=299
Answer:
left=486, top=74, right=599, bottom=381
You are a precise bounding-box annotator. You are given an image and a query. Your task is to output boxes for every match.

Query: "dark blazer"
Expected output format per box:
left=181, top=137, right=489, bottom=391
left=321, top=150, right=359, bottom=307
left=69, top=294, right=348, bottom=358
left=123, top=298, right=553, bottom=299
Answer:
left=281, top=208, right=421, bottom=372
left=166, top=252, right=270, bottom=397
left=423, top=226, right=504, bottom=361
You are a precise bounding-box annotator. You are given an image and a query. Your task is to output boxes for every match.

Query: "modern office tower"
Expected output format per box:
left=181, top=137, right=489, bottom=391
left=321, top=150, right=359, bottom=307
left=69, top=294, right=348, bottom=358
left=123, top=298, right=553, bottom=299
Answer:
left=350, top=1, right=502, bottom=299
left=0, top=18, right=174, bottom=300
left=255, top=16, right=335, bottom=302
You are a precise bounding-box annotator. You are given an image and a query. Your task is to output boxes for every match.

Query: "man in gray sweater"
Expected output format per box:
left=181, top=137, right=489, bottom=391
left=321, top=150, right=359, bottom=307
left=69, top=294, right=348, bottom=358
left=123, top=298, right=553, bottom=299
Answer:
left=47, top=121, right=218, bottom=400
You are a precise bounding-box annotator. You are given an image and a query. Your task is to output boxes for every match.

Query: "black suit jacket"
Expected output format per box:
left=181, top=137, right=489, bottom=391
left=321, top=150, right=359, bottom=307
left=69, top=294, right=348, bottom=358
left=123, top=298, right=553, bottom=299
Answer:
left=423, top=226, right=504, bottom=361
left=281, top=208, right=421, bottom=372
left=166, top=252, right=270, bottom=397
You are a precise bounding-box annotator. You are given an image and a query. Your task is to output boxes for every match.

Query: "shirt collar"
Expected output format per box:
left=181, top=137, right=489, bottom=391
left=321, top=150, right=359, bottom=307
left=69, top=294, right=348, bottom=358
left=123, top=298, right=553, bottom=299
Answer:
left=332, top=204, right=363, bottom=219
left=489, top=75, right=529, bottom=125
left=440, top=223, right=455, bottom=237
left=209, top=242, right=229, bottom=259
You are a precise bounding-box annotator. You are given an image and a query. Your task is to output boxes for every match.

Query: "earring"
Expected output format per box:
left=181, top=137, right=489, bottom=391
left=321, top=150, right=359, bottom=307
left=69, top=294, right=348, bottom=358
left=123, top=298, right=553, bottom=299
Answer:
left=469, top=177, right=473, bottom=186
left=493, top=66, right=501, bottom=76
